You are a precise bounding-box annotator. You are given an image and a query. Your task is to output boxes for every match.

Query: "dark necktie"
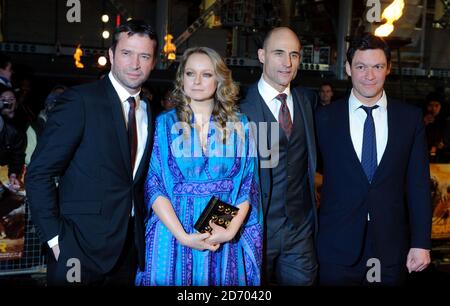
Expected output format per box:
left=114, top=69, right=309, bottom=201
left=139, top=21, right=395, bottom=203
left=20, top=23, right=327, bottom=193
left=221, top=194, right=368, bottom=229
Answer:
left=360, top=105, right=379, bottom=183
left=276, top=93, right=293, bottom=139
left=127, top=96, right=138, bottom=173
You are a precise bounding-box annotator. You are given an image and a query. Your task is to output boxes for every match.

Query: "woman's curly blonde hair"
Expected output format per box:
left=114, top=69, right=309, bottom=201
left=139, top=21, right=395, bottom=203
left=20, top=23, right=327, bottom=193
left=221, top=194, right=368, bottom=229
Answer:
left=171, top=47, right=241, bottom=141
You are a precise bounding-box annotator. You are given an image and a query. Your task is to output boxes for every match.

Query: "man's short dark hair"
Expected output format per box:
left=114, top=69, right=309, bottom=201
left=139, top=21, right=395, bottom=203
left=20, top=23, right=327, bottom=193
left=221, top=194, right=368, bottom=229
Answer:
left=110, top=20, right=158, bottom=53
left=0, top=53, right=12, bottom=70
left=346, top=32, right=391, bottom=66
left=320, top=81, right=334, bottom=92
left=426, top=92, right=444, bottom=105
left=0, top=83, right=12, bottom=96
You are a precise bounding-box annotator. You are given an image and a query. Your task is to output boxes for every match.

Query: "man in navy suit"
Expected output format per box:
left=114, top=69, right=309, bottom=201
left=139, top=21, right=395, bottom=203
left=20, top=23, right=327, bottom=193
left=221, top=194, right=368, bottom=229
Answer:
left=240, top=27, right=317, bottom=285
left=26, top=20, right=157, bottom=285
left=315, top=33, right=431, bottom=285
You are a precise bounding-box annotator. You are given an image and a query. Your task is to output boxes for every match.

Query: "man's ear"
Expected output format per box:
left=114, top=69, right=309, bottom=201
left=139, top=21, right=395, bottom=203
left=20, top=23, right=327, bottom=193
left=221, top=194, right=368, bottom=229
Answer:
left=257, top=49, right=265, bottom=64
left=386, top=63, right=391, bottom=75
left=345, top=61, right=351, bottom=77
left=151, top=57, right=157, bottom=70
left=150, top=40, right=158, bottom=70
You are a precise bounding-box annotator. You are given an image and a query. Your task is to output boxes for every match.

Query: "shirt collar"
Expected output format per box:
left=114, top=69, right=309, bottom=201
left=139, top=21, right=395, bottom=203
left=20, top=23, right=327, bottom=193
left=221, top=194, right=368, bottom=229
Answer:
left=108, top=72, right=141, bottom=105
left=257, top=75, right=291, bottom=104
left=349, top=89, right=387, bottom=112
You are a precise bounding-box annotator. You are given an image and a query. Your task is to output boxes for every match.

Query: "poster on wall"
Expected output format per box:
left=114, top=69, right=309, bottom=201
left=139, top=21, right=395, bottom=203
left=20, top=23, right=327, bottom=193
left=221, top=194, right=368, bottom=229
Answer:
left=430, top=164, right=450, bottom=239
left=0, top=167, right=26, bottom=261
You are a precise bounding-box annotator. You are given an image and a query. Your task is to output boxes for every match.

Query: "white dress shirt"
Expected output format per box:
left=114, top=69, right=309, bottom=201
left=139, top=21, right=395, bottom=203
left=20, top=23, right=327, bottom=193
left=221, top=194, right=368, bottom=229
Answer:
left=349, top=90, right=388, bottom=222
left=349, top=89, right=388, bottom=165
left=108, top=72, right=148, bottom=177
left=257, top=76, right=294, bottom=121
left=47, top=73, right=148, bottom=248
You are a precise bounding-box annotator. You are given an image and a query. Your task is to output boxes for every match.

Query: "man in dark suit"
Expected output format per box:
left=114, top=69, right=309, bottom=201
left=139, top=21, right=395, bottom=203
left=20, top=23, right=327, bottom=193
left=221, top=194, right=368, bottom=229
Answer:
left=240, top=27, right=317, bottom=285
left=318, top=82, right=334, bottom=107
left=315, top=33, right=431, bottom=285
left=25, top=20, right=157, bottom=285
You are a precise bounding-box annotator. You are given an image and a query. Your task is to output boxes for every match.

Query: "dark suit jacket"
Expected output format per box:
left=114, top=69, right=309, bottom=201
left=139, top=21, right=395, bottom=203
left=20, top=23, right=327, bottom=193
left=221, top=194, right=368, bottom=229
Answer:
left=0, top=121, right=26, bottom=176
left=315, top=97, right=431, bottom=266
left=25, top=77, right=153, bottom=274
left=239, top=83, right=318, bottom=234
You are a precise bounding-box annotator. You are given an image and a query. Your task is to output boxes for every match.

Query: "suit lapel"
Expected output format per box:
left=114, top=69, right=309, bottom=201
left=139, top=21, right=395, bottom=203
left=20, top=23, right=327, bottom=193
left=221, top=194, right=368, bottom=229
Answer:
left=340, top=98, right=370, bottom=184
left=250, top=86, right=266, bottom=139
left=133, top=97, right=153, bottom=181
left=371, top=98, right=396, bottom=184
left=292, top=88, right=316, bottom=170
left=244, top=85, right=272, bottom=216
left=103, top=78, right=132, bottom=178
left=245, top=86, right=272, bottom=151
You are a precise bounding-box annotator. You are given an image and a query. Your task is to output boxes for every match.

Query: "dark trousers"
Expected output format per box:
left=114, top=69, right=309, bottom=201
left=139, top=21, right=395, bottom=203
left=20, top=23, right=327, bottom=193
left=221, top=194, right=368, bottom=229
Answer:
left=264, top=219, right=317, bottom=286
left=46, top=217, right=137, bottom=286
left=319, top=223, right=407, bottom=286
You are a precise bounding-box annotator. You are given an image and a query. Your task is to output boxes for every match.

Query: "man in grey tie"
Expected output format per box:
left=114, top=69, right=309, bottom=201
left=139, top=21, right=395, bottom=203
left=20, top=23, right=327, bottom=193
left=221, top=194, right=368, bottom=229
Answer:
left=315, top=32, right=431, bottom=285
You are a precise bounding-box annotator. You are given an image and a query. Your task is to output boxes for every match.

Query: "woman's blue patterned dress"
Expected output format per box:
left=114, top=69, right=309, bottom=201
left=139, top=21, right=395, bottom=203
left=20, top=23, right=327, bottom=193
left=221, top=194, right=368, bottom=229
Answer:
left=135, top=109, right=263, bottom=286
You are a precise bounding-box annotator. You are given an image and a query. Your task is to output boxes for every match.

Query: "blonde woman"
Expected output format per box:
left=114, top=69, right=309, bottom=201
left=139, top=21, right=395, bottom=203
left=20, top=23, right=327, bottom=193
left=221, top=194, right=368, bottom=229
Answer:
left=136, top=47, right=262, bottom=286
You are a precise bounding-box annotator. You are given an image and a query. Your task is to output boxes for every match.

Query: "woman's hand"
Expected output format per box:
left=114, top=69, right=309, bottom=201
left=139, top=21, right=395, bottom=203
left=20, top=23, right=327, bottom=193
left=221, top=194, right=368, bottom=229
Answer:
left=205, top=201, right=250, bottom=245
left=152, top=197, right=220, bottom=252
left=181, top=232, right=220, bottom=251
left=204, top=221, right=234, bottom=245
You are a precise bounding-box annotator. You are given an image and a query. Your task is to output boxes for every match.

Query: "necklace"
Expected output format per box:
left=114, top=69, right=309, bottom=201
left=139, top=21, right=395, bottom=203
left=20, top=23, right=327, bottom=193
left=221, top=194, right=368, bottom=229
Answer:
left=197, top=121, right=209, bottom=151
left=193, top=115, right=210, bottom=153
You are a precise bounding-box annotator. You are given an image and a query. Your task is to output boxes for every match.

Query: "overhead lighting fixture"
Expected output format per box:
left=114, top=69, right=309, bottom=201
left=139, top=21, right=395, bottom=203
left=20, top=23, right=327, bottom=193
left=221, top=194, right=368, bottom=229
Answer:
left=375, top=0, right=405, bottom=37
left=101, top=14, right=109, bottom=23
left=163, top=34, right=176, bottom=61
left=98, top=56, right=108, bottom=66
left=74, top=45, right=84, bottom=69
left=102, top=30, right=110, bottom=39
